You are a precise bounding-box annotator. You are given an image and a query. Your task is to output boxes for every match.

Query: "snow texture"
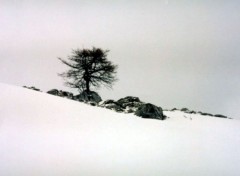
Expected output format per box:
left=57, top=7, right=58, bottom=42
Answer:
left=0, top=83, right=240, bottom=176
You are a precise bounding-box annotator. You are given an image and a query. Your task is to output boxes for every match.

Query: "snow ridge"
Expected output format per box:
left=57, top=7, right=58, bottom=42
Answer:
left=0, top=83, right=240, bottom=176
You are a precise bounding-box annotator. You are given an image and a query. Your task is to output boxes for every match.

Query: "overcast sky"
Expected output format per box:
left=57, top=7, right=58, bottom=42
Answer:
left=0, top=0, right=239, bottom=119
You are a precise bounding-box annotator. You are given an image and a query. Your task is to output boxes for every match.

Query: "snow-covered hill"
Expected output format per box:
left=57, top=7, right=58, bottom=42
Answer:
left=0, top=83, right=240, bottom=176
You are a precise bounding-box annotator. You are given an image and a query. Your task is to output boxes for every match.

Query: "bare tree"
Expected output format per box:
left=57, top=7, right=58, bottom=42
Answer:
left=58, top=47, right=118, bottom=93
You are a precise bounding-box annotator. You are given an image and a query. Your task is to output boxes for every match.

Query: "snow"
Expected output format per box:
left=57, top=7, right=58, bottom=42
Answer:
left=0, top=83, right=240, bottom=176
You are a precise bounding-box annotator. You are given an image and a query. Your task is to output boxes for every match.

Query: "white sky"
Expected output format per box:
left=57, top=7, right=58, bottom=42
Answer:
left=0, top=0, right=239, bottom=118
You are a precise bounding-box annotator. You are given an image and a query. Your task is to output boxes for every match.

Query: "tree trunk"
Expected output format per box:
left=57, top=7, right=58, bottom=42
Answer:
left=86, top=79, right=90, bottom=93
left=84, top=69, right=90, bottom=93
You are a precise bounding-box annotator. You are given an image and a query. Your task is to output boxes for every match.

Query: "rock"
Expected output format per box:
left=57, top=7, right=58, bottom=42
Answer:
left=75, top=90, right=102, bottom=103
left=200, top=112, right=210, bottom=116
left=117, top=96, right=141, bottom=104
left=126, top=108, right=134, bottom=113
left=214, top=114, right=227, bottom=118
left=102, top=99, right=116, bottom=104
left=117, top=96, right=143, bottom=112
left=100, top=99, right=123, bottom=112
left=196, top=111, right=213, bottom=116
left=47, top=89, right=74, bottom=99
left=100, top=97, right=144, bottom=113
left=181, top=108, right=189, bottom=112
left=171, top=108, right=178, bottom=111
left=89, top=102, right=97, bottom=106
left=47, top=89, right=59, bottom=95
left=59, top=90, right=73, bottom=99
left=23, top=86, right=41, bottom=91
left=100, top=96, right=144, bottom=114
left=135, top=103, right=165, bottom=120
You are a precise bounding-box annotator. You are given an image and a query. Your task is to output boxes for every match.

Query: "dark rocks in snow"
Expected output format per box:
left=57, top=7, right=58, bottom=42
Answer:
left=170, top=108, right=196, bottom=114
left=103, top=99, right=116, bottom=104
left=117, top=96, right=141, bottom=105
left=179, top=108, right=198, bottom=114
left=192, top=111, right=228, bottom=118
left=189, top=111, right=197, bottom=114
left=58, top=90, right=73, bottom=99
left=200, top=112, right=207, bottom=116
left=182, top=108, right=194, bottom=114
left=117, top=96, right=144, bottom=112
left=197, top=111, right=228, bottom=118
left=31, top=86, right=231, bottom=120
left=181, top=108, right=189, bottom=112
left=100, top=99, right=123, bottom=112
left=100, top=97, right=166, bottom=120
left=100, top=96, right=144, bottom=113
left=200, top=112, right=213, bottom=116
left=155, top=106, right=229, bottom=119
left=47, top=89, right=73, bottom=99
left=47, top=89, right=59, bottom=95
left=214, top=114, right=227, bottom=118
left=47, top=89, right=101, bottom=104
left=135, top=103, right=165, bottom=120
left=23, top=86, right=41, bottom=91
left=100, top=96, right=146, bottom=114
left=74, top=90, right=102, bottom=104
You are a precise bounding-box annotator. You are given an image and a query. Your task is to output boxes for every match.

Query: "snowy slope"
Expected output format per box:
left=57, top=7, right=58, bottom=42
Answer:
left=0, top=83, right=240, bottom=176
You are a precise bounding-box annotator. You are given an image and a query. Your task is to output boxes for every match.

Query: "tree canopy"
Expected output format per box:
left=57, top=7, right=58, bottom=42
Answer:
left=58, top=47, right=118, bottom=93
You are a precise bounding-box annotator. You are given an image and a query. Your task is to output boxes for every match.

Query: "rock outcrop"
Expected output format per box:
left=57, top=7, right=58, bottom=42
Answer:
left=44, top=87, right=229, bottom=120
left=100, top=96, right=144, bottom=113
left=214, top=114, right=227, bottom=118
left=47, top=89, right=59, bottom=95
left=117, top=96, right=144, bottom=113
left=135, top=103, right=165, bottom=120
left=58, top=90, right=73, bottom=99
left=74, top=90, right=102, bottom=104
left=23, top=86, right=41, bottom=91
left=99, top=99, right=123, bottom=112
left=47, top=89, right=73, bottom=99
